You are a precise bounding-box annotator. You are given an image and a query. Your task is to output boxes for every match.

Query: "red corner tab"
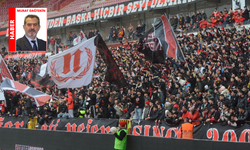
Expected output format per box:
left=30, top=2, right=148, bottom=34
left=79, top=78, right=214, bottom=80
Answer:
left=9, top=8, right=16, bottom=52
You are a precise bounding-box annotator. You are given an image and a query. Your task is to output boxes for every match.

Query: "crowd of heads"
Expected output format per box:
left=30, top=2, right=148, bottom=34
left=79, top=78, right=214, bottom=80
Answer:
left=0, top=7, right=250, bottom=127
left=170, top=7, right=249, bottom=32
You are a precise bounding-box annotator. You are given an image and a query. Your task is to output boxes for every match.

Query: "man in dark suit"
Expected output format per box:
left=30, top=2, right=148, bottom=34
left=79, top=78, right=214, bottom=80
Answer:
left=16, top=14, right=46, bottom=51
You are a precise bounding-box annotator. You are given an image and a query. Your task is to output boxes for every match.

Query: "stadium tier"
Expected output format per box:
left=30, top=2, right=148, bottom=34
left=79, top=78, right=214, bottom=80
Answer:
left=1, top=0, right=250, bottom=149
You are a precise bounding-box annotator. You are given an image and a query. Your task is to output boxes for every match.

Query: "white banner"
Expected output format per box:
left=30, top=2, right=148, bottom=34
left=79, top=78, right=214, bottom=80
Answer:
left=47, top=36, right=96, bottom=89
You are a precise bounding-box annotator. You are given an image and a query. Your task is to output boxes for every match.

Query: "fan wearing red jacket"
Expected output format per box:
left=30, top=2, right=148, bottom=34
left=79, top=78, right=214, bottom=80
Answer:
left=210, top=16, right=218, bottom=27
left=199, top=18, right=208, bottom=29
left=65, top=90, right=74, bottom=118
left=189, top=107, right=200, bottom=126
left=235, top=14, right=245, bottom=25
left=179, top=105, right=190, bottom=121
left=0, top=101, right=5, bottom=115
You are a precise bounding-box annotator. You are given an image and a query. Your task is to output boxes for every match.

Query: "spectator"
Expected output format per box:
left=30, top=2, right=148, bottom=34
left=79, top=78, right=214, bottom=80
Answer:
left=141, top=23, right=146, bottom=34
left=206, top=105, right=220, bottom=123
left=55, top=36, right=61, bottom=48
left=243, top=6, right=249, bottom=24
left=235, top=105, right=249, bottom=126
left=185, top=13, right=191, bottom=25
left=189, top=107, right=200, bottom=126
left=170, top=16, right=175, bottom=27
left=196, top=11, right=202, bottom=22
left=142, top=100, right=150, bottom=120
left=173, top=16, right=179, bottom=30
left=1, top=44, right=6, bottom=53
left=145, top=105, right=158, bottom=121
left=57, top=100, right=68, bottom=118
left=127, top=23, right=134, bottom=40
left=112, top=30, right=117, bottom=42
left=114, top=100, right=124, bottom=118
left=212, top=8, right=219, bottom=17
left=94, top=29, right=99, bottom=35
left=49, top=37, right=55, bottom=51
left=66, top=91, right=74, bottom=118
left=134, top=90, right=144, bottom=124
left=218, top=103, right=230, bottom=125
left=156, top=104, right=165, bottom=123
left=191, top=12, right=196, bottom=25
left=201, top=11, right=207, bottom=20
left=109, top=26, right=113, bottom=40
left=118, top=27, right=124, bottom=41
left=199, top=17, right=207, bottom=29
left=179, top=14, right=185, bottom=27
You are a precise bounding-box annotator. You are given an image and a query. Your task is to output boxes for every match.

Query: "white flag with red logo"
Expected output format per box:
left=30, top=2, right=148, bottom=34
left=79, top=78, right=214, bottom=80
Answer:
left=47, top=36, right=96, bottom=89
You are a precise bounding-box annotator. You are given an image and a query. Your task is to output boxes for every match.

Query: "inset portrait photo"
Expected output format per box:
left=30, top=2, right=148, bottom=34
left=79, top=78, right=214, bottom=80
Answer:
left=9, top=8, right=47, bottom=51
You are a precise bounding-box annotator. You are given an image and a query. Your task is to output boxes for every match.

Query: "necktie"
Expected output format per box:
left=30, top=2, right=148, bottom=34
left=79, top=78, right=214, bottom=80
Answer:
left=31, top=40, right=37, bottom=51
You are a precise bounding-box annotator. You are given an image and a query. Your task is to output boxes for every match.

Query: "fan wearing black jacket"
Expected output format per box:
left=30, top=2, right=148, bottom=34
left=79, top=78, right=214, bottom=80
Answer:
left=145, top=105, right=158, bottom=120
left=156, top=104, right=165, bottom=123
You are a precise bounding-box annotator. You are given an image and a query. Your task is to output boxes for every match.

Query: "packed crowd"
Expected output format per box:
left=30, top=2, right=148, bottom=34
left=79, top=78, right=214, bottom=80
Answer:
left=0, top=7, right=250, bottom=127
left=170, top=7, right=249, bottom=32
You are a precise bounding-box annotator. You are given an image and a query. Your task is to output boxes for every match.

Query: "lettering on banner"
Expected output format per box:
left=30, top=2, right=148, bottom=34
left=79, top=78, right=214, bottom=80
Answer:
left=222, top=130, right=237, bottom=142
left=207, top=128, right=219, bottom=141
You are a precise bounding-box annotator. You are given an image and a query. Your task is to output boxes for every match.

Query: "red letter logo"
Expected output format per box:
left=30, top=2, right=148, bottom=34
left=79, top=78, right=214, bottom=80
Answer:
left=62, top=49, right=83, bottom=74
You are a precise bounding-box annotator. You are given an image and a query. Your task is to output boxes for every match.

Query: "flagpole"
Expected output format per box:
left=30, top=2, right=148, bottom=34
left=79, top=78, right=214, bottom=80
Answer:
left=164, top=13, right=190, bottom=71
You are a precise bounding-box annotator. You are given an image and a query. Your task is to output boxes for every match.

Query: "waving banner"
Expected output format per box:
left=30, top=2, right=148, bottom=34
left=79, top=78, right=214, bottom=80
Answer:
left=48, top=36, right=96, bottom=89
left=0, top=78, right=51, bottom=106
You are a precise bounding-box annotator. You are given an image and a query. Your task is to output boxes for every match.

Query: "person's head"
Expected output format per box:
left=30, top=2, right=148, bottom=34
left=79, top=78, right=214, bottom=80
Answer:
left=222, top=104, right=228, bottom=110
left=153, top=105, right=158, bottom=111
left=210, top=105, right=216, bottom=113
left=157, top=104, right=162, bottom=110
left=149, top=100, right=154, bottom=107
left=229, top=107, right=235, bottom=114
left=182, top=105, right=188, bottom=113
left=238, top=105, right=245, bottom=113
left=137, top=90, right=141, bottom=96
left=23, top=15, right=40, bottom=39
left=145, top=100, right=149, bottom=107
left=184, top=117, right=189, bottom=123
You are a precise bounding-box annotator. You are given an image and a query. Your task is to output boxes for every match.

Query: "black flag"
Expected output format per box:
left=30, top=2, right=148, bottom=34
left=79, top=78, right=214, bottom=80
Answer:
left=94, top=35, right=127, bottom=89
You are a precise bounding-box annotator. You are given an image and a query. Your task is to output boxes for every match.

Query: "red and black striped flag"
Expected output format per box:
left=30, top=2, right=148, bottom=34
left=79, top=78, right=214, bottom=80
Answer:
left=153, top=15, right=185, bottom=62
